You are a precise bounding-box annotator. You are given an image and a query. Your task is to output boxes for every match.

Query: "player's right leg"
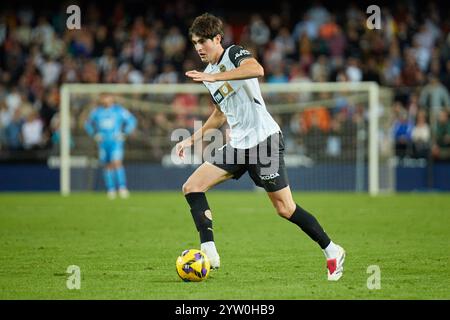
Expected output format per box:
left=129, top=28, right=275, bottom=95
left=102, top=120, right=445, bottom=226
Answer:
left=251, top=132, right=346, bottom=280
left=104, top=162, right=117, bottom=199
left=99, top=145, right=117, bottom=199
left=182, top=162, right=233, bottom=269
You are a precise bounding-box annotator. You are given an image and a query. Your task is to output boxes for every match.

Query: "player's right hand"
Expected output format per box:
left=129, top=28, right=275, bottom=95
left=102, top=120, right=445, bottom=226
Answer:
left=94, top=133, right=103, bottom=142
left=175, top=139, right=193, bottom=159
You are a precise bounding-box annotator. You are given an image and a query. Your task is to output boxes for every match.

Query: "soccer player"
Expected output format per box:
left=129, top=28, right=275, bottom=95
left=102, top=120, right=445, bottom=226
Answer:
left=176, top=13, right=346, bottom=280
left=85, top=93, right=137, bottom=199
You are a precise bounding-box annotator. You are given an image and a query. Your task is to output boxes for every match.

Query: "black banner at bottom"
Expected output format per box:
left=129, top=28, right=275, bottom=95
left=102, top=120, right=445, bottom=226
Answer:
left=0, top=300, right=447, bottom=318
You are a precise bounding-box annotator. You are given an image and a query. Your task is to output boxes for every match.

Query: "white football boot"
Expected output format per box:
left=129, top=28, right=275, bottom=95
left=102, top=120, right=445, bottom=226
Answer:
left=201, top=241, right=220, bottom=269
left=119, top=188, right=130, bottom=199
left=326, top=245, right=346, bottom=281
left=107, top=190, right=117, bottom=200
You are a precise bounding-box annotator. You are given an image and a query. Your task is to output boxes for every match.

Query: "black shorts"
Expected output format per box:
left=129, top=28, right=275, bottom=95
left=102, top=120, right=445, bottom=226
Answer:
left=210, top=132, right=289, bottom=192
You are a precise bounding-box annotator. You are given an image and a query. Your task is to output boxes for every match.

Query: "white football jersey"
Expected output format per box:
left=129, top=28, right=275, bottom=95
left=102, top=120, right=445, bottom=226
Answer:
left=203, top=45, right=280, bottom=149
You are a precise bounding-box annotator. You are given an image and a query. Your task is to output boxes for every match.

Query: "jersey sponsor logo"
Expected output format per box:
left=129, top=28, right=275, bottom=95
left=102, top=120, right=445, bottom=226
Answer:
left=213, top=82, right=234, bottom=104
left=219, top=64, right=226, bottom=72
left=213, top=91, right=224, bottom=104
left=99, top=118, right=115, bottom=129
left=259, top=172, right=280, bottom=181
left=234, top=49, right=251, bottom=60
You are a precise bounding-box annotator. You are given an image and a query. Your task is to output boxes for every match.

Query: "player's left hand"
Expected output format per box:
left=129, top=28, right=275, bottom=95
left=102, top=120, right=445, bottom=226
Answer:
left=115, top=133, right=125, bottom=141
left=185, top=70, right=216, bottom=82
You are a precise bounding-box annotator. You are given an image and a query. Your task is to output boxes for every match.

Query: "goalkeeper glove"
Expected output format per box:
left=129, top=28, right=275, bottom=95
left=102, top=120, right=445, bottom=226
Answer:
left=115, top=133, right=125, bottom=141
left=94, top=133, right=103, bottom=142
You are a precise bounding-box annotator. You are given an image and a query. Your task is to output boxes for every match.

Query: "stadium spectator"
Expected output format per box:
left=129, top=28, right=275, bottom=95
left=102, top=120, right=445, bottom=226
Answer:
left=310, top=55, right=330, bottom=82
left=345, top=56, right=362, bottom=82
left=81, top=60, right=100, bottom=83
left=289, top=63, right=312, bottom=102
left=432, top=110, right=450, bottom=161
left=382, top=41, right=402, bottom=86
left=302, top=106, right=331, bottom=133
left=248, top=14, right=270, bottom=47
left=3, top=108, right=23, bottom=150
left=362, top=58, right=381, bottom=84
left=335, top=108, right=358, bottom=160
left=392, top=106, right=414, bottom=158
left=155, top=63, right=178, bottom=84
left=21, top=111, right=44, bottom=150
left=0, top=99, right=11, bottom=129
left=263, top=41, right=284, bottom=75
left=318, top=14, right=339, bottom=41
left=442, top=60, right=450, bottom=91
left=292, top=13, right=318, bottom=42
left=401, top=50, right=425, bottom=87
left=303, top=108, right=329, bottom=160
left=419, top=75, right=450, bottom=128
left=267, top=65, right=288, bottom=83
left=162, top=26, right=186, bottom=63
left=172, top=93, right=200, bottom=130
left=411, top=110, right=431, bottom=159
left=273, top=27, right=296, bottom=60
left=406, top=93, right=420, bottom=122
left=5, top=87, right=21, bottom=114
left=327, top=26, right=346, bottom=61
left=40, top=88, right=59, bottom=143
left=48, top=112, right=75, bottom=153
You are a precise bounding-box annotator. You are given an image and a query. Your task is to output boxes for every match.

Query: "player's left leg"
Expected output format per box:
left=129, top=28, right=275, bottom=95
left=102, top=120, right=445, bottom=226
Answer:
left=111, top=143, right=129, bottom=199
left=266, top=186, right=346, bottom=281
left=250, top=132, right=345, bottom=280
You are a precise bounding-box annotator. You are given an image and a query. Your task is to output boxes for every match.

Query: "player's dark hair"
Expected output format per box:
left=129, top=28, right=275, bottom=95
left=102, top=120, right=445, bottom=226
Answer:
left=189, top=13, right=224, bottom=42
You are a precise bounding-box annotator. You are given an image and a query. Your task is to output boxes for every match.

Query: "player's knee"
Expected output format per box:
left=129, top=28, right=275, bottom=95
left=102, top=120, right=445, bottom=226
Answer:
left=105, top=163, right=114, bottom=170
left=273, top=200, right=296, bottom=219
left=182, top=181, right=204, bottom=195
left=112, top=161, right=122, bottom=168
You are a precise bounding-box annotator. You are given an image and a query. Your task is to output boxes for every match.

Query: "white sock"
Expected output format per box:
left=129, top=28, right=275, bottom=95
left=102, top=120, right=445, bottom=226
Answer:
left=323, top=241, right=339, bottom=259
left=201, top=241, right=218, bottom=255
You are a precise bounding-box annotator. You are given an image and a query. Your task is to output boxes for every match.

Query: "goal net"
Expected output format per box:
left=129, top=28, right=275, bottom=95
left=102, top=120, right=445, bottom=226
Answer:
left=57, top=82, right=394, bottom=195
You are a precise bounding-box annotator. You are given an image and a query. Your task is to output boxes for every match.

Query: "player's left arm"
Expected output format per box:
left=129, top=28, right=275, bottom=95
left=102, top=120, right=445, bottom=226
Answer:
left=186, top=58, right=263, bottom=82
left=186, top=44, right=264, bottom=82
left=120, top=107, right=137, bottom=136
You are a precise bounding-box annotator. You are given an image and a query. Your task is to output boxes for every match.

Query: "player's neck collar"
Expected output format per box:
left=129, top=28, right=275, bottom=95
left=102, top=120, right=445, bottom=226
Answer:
left=212, top=46, right=227, bottom=66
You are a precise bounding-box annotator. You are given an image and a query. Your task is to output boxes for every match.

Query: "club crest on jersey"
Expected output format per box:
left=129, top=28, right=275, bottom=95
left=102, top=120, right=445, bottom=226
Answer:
left=219, top=64, right=226, bottom=72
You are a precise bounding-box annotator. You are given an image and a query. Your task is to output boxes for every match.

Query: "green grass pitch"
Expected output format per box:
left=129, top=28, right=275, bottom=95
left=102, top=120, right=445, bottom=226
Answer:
left=0, top=192, right=448, bottom=299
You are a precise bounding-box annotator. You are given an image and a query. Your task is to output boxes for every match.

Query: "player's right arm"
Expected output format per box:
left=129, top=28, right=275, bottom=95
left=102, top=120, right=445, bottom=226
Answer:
left=176, top=106, right=226, bottom=159
left=84, top=109, right=102, bottom=142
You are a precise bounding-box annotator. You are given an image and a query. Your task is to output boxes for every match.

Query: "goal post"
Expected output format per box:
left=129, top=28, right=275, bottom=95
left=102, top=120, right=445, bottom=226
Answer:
left=59, top=81, right=392, bottom=196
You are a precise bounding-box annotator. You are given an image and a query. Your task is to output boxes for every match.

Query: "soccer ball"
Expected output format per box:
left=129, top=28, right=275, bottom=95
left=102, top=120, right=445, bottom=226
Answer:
left=176, top=249, right=211, bottom=282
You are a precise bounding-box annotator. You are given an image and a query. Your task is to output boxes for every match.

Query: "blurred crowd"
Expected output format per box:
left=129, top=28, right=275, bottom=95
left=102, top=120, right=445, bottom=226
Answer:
left=0, top=1, right=449, bottom=162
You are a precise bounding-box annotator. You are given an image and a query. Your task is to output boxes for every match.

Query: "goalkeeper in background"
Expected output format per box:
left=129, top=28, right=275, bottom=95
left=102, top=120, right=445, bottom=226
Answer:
left=85, top=93, right=137, bottom=199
